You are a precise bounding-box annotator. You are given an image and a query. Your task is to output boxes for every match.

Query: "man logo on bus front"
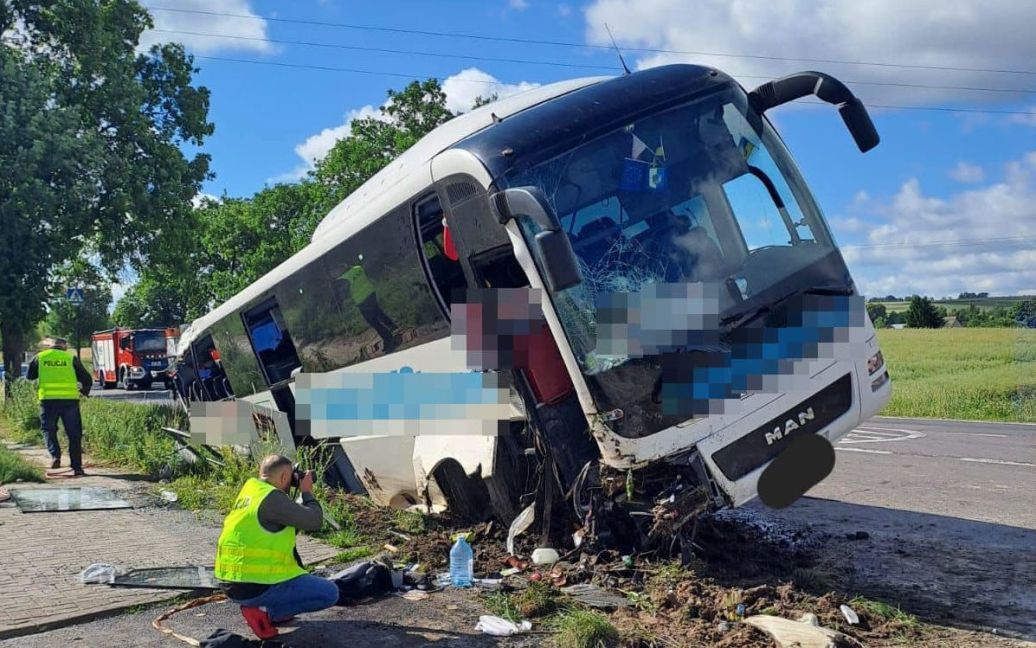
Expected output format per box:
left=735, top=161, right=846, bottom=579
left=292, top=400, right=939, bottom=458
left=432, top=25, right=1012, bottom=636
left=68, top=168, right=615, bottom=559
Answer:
left=764, top=407, right=815, bottom=446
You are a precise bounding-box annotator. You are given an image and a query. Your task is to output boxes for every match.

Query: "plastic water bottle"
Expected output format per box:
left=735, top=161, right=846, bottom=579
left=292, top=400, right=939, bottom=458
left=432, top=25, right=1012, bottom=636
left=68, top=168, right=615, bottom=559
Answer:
left=449, top=534, right=474, bottom=588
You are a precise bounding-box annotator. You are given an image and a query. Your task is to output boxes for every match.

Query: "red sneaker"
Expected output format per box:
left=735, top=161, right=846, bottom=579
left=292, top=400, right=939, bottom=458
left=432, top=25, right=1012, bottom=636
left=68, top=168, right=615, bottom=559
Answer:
left=239, top=606, right=278, bottom=640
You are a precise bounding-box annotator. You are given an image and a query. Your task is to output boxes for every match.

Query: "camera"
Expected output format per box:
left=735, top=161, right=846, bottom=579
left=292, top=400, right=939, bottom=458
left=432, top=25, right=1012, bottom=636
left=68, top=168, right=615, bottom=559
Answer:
left=290, top=464, right=303, bottom=489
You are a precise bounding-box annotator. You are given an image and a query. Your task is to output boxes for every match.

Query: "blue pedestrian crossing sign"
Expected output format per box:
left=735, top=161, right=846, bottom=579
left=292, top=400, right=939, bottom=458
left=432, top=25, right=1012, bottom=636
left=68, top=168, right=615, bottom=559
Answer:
left=66, top=287, right=85, bottom=306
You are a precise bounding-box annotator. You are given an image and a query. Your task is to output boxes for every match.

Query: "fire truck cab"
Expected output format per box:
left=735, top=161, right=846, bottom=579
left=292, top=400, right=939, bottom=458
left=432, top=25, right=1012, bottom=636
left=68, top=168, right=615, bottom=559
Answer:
left=91, top=327, right=176, bottom=390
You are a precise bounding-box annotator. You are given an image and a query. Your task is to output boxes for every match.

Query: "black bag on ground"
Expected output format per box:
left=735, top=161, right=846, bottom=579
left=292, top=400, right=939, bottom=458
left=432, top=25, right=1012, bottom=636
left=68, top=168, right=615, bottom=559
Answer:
left=332, top=560, right=393, bottom=605
left=200, top=628, right=284, bottom=647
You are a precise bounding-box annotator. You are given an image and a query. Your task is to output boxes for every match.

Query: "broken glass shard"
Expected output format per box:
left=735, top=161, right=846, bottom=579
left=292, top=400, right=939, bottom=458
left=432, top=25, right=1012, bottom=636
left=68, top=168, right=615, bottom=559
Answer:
left=11, top=487, right=132, bottom=513
left=111, top=566, right=218, bottom=590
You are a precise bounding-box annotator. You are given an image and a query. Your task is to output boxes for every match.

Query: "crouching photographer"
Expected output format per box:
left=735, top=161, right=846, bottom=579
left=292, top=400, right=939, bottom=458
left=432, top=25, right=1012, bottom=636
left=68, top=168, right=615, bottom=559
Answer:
left=215, top=454, right=338, bottom=639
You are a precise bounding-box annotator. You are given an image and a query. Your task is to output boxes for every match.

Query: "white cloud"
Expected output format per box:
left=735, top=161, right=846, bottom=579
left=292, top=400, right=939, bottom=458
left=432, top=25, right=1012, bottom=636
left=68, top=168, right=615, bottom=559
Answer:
left=191, top=192, right=221, bottom=209
left=272, top=105, right=384, bottom=183
left=509, top=0, right=530, bottom=10
left=442, top=67, right=540, bottom=114
left=948, top=161, right=985, bottom=183
left=584, top=1, right=1036, bottom=106
left=140, top=0, right=272, bottom=55
left=839, top=151, right=1036, bottom=297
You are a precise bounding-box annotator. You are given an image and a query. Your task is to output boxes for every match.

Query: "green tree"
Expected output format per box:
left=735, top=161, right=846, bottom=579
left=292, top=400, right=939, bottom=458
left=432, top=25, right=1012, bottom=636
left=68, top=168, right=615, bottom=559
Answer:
left=44, top=258, right=112, bottom=356
left=905, top=295, right=943, bottom=329
left=1012, top=299, right=1036, bottom=327
left=866, top=302, right=887, bottom=323
left=0, top=1, right=212, bottom=379
left=313, top=79, right=454, bottom=208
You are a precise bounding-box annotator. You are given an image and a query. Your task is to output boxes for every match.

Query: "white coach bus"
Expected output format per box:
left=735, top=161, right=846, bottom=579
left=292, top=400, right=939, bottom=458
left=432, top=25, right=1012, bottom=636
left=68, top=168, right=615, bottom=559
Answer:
left=175, top=64, right=891, bottom=535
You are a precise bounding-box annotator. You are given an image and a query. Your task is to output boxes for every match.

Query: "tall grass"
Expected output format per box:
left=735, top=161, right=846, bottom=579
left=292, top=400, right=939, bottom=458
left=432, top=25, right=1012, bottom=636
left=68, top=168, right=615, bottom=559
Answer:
left=0, top=442, right=44, bottom=483
left=1, top=378, right=193, bottom=477
left=877, top=328, right=1036, bottom=422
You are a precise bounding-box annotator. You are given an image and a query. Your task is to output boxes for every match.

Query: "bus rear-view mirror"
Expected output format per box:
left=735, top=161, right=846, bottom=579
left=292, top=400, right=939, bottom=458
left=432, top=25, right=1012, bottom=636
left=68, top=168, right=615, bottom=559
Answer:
left=492, top=186, right=583, bottom=293
left=749, top=71, right=880, bottom=153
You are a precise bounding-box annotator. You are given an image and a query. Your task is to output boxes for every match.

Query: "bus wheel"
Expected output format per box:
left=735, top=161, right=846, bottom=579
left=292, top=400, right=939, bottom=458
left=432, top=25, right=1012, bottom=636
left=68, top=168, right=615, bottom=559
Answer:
left=432, top=459, right=492, bottom=522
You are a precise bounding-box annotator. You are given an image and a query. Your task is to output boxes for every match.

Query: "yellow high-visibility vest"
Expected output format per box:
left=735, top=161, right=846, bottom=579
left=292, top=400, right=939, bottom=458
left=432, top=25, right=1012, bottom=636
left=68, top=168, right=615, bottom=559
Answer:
left=214, top=478, right=308, bottom=584
left=36, top=349, right=80, bottom=401
left=341, top=265, right=374, bottom=304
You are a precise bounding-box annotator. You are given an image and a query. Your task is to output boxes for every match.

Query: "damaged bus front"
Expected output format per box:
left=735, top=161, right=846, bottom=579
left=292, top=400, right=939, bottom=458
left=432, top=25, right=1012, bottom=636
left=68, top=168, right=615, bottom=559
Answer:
left=174, top=64, right=890, bottom=551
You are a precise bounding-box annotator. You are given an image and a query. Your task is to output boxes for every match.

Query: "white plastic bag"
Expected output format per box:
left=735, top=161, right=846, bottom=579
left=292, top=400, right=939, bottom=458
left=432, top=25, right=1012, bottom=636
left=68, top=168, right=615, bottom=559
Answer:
left=80, top=563, right=119, bottom=584
left=475, top=615, right=532, bottom=636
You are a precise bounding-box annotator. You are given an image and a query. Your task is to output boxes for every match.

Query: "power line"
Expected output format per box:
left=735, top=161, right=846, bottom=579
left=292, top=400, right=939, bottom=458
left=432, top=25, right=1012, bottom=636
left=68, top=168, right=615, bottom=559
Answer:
left=843, top=236, right=1036, bottom=250
left=192, top=56, right=1036, bottom=117
left=151, top=29, right=621, bottom=72
left=160, top=29, right=1036, bottom=96
left=142, top=5, right=1036, bottom=77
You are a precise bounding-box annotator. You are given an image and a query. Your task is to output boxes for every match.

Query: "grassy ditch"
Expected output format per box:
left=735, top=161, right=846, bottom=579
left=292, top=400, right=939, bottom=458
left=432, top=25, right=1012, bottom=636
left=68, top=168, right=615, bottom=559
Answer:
left=877, top=328, right=1036, bottom=422
left=0, top=441, right=44, bottom=483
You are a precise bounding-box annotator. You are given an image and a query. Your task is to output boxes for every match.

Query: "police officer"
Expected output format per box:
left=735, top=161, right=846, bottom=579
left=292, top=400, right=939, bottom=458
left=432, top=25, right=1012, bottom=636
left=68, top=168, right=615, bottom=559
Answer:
left=214, top=455, right=338, bottom=639
left=26, top=337, right=92, bottom=475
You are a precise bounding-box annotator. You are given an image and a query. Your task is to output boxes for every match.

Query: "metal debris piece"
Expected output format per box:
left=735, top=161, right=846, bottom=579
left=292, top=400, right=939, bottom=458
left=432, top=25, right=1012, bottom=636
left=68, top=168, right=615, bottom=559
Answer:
left=560, top=583, right=630, bottom=609
left=506, top=503, right=535, bottom=556
left=111, top=566, right=218, bottom=590
left=11, top=487, right=132, bottom=513
left=840, top=604, right=860, bottom=625
left=744, top=615, right=857, bottom=648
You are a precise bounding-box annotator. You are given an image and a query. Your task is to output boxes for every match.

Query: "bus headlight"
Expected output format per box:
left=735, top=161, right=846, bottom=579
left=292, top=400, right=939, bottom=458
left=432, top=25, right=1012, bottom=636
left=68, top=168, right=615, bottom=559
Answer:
left=867, top=350, right=884, bottom=375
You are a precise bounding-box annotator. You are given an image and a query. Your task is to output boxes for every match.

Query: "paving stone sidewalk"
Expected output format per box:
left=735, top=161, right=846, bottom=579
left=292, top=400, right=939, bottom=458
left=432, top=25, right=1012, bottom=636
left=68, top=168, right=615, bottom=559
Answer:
left=0, top=442, right=338, bottom=639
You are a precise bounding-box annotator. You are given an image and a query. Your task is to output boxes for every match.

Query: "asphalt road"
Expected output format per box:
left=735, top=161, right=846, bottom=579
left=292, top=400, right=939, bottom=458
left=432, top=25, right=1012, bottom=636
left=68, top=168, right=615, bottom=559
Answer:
left=821, top=416, right=1035, bottom=528
left=741, top=416, right=1036, bottom=639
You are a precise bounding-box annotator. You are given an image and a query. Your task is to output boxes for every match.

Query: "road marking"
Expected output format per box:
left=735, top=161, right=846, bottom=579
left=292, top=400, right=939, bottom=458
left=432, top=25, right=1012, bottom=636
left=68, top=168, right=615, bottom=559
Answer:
left=952, top=432, right=1008, bottom=438
left=840, top=427, right=925, bottom=445
left=836, top=447, right=893, bottom=455
left=959, top=457, right=1036, bottom=468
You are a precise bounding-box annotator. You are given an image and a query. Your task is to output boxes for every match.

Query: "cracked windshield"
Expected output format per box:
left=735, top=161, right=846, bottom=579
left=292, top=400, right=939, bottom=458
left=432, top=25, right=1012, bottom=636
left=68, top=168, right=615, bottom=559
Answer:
left=507, top=88, right=842, bottom=378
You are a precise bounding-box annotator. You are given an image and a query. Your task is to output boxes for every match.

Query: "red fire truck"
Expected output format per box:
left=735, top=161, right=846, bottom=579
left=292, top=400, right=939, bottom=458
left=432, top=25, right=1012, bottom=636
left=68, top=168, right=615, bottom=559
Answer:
left=91, top=327, right=179, bottom=390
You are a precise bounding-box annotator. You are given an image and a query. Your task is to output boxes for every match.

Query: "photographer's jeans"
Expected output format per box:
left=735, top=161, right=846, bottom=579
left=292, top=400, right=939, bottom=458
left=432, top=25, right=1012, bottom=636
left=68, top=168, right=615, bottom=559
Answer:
left=232, top=574, right=339, bottom=621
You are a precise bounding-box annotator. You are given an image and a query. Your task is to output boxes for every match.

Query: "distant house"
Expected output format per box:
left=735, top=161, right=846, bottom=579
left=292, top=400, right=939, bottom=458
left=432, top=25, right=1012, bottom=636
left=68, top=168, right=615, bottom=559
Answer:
left=943, top=316, right=963, bottom=328
left=890, top=323, right=907, bottom=330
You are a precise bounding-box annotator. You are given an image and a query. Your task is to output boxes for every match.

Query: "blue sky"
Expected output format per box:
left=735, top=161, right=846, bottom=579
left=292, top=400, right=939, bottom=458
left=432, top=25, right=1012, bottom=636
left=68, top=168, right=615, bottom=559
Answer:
left=141, top=0, right=1036, bottom=299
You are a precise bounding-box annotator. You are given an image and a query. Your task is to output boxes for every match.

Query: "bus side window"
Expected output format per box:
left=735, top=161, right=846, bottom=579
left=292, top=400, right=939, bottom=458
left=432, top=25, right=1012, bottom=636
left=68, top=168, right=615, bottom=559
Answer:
left=242, top=298, right=302, bottom=386
left=415, top=196, right=467, bottom=312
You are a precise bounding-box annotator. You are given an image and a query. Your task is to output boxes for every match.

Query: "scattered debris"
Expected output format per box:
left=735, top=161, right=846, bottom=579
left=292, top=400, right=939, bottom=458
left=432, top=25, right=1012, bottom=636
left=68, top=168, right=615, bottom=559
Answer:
left=475, top=615, right=532, bottom=636
left=11, top=487, right=132, bottom=513
left=531, top=547, right=559, bottom=565
left=110, top=566, right=219, bottom=590
left=160, top=489, right=179, bottom=503
left=398, top=589, right=429, bottom=601
left=799, top=612, right=820, bottom=626
left=0, top=486, right=11, bottom=503
left=845, top=531, right=869, bottom=541
left=561, top=583, right=630, bottom=610
left=743, top=614, right=859, bottom=648
left=80, top=563, right=121, bottom=584
left=840, top=604, right=860, bottom=625
left=506, top=503, right=535, bottom=556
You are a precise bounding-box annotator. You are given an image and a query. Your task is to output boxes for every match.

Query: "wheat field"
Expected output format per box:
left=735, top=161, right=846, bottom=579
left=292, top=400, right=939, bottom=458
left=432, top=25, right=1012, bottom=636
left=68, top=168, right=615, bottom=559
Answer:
left=876, top=328, right=1036, bottom=422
